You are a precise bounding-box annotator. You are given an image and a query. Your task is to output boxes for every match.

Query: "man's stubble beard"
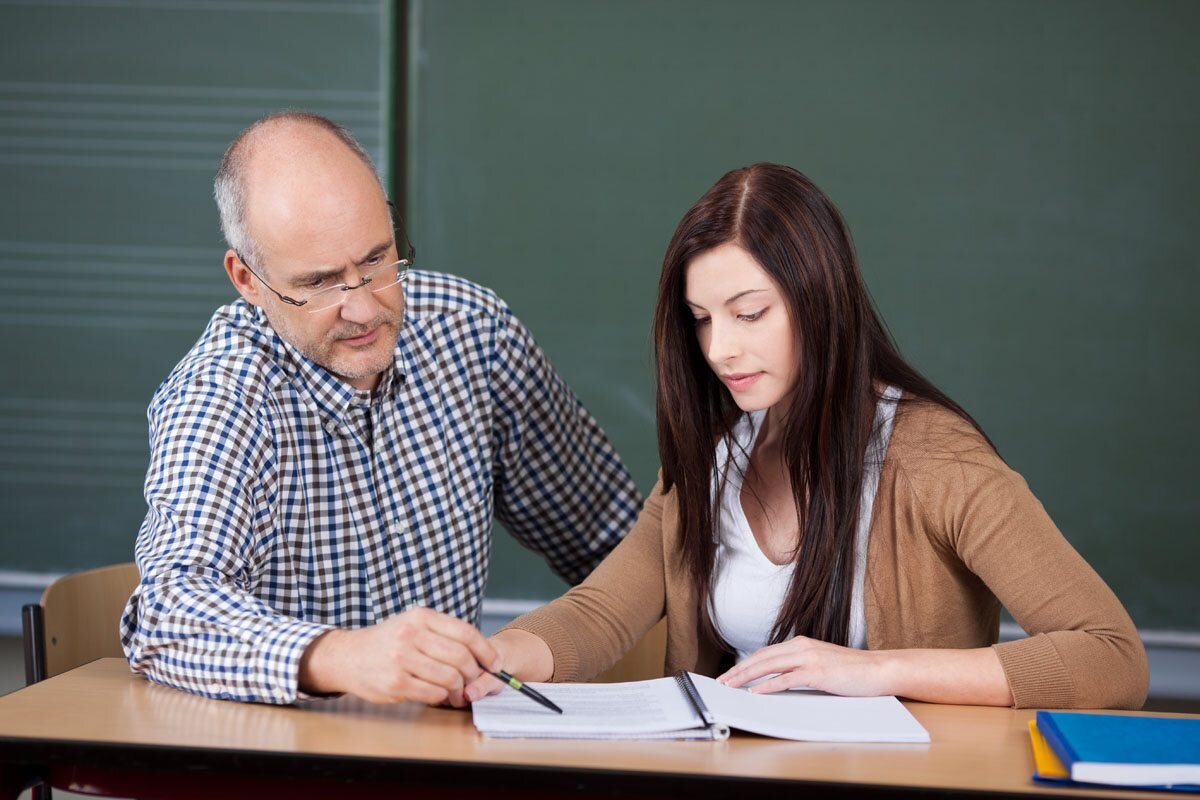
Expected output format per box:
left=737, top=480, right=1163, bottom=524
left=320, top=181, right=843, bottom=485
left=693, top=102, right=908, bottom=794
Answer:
left=266, top=304, right=403, bottom=384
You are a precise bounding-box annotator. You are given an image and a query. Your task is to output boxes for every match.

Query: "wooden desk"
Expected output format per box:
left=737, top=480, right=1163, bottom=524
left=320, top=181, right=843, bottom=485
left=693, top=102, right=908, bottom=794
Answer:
left=0, top=659, right=1176, bottom=799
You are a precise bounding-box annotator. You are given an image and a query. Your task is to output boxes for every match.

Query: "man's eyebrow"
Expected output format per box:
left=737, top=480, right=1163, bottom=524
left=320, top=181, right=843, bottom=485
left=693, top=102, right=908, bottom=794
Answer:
left=288, top=241, right=394, bottom=287
left=684, top=288, right=769, bottom=309
left=289, top=266, right=343, bottom=287
left=355, top=240, right=392, bottom=266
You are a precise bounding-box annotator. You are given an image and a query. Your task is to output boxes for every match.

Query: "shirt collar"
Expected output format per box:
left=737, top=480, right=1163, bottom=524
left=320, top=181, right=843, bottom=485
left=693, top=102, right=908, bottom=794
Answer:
left=250, top=303, right=410, bottom=424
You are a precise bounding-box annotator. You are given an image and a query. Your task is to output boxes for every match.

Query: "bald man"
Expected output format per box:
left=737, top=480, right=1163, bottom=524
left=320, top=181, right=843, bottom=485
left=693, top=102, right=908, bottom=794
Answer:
left=120, top=113, right=641, bottom=705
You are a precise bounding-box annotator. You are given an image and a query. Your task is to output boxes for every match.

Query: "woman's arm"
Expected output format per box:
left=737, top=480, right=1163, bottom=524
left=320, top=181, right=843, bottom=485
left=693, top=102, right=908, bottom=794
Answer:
left=724, top=412, right=1148, bottom=709
left=464, top=477, right=673, bottom=697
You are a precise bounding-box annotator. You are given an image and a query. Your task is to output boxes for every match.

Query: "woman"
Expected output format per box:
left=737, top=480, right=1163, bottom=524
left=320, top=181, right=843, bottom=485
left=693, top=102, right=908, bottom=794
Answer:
left=466, top=164, right=1147, bottom=709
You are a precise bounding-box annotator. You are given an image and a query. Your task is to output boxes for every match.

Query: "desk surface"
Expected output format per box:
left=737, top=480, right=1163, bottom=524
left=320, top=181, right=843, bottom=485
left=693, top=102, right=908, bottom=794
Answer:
left=0, top=659, right=1180, bottom=798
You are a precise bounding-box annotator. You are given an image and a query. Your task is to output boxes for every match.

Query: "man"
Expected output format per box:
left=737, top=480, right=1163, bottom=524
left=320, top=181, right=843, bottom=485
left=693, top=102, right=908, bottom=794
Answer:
left=120, top=112, right=641, bottom=706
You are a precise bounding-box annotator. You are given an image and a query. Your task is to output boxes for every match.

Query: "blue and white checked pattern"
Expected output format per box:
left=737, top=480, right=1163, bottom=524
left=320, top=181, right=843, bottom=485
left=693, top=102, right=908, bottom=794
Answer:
left=120, top=270, right=641, bottom=704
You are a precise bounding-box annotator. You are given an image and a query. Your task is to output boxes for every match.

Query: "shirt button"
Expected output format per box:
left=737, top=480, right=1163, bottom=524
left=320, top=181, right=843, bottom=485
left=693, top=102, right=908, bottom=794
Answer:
left=207, top=682, right=222, bottom=694
left=324, top=421, right=339, bottom=435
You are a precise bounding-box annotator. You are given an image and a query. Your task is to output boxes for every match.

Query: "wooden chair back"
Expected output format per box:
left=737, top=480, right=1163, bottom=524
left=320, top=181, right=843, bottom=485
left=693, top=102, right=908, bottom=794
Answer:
left=33, top=562, right=140, bottom=679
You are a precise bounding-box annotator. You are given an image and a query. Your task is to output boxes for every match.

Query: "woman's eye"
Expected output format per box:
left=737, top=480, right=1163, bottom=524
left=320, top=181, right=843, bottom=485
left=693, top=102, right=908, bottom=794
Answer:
left=693, top=317, right=711, bottom=328
left=738, top=309, right=766, bottom=322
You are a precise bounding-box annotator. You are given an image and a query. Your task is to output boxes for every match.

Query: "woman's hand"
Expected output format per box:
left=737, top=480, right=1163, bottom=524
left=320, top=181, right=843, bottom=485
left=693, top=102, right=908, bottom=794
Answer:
left=459, top=629, right=555, bottom=706
left=717, top=638, right=1014, bottom=705
left=717, top=636, right=895, bottom=696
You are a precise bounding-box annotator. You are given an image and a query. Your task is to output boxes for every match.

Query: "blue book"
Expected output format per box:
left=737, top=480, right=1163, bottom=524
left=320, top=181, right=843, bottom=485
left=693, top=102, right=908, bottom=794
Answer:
left=1036, top=711, right=1200, bottom=790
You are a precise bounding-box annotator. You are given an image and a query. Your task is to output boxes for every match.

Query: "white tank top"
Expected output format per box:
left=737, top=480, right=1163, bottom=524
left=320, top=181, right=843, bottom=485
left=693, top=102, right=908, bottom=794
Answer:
left=710, top=386, right=901, bottom=661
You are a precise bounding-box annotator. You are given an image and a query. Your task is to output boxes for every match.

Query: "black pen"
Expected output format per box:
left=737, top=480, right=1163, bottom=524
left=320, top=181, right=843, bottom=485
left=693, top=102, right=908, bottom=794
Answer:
left=490, top=670, right=563, bottom=714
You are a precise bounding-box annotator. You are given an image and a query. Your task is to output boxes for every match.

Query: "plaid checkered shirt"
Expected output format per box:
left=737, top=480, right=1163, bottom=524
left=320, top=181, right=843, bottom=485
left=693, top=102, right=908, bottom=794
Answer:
left=120, top=270, right=641, bottom=704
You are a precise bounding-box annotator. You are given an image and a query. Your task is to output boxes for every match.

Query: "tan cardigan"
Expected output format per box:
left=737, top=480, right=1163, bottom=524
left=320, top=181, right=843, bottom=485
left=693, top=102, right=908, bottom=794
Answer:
left=506, top=399, right=1148, bottom=709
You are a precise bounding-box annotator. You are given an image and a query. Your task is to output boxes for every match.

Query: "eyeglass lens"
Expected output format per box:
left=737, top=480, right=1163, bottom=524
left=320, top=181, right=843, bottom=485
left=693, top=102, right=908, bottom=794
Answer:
left=305, top=261, right=408, bottom=313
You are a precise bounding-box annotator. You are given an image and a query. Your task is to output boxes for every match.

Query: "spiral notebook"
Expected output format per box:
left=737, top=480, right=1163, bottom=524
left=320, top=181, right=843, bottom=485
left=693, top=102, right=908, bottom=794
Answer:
left=472, top=671, right=930, bottom=742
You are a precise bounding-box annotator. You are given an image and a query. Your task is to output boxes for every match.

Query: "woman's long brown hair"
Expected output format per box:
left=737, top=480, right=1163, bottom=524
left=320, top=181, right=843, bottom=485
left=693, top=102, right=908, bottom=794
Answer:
left=653, top=164, right=994, bottom=649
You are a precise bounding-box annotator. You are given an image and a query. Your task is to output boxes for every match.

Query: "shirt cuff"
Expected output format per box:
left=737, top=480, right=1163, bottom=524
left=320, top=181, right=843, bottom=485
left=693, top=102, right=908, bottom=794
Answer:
left=255, top=619, right=336, bottom=704
left=992, top=633, right=1076, bottom=709
left=499, top=613, right=582, bottom=683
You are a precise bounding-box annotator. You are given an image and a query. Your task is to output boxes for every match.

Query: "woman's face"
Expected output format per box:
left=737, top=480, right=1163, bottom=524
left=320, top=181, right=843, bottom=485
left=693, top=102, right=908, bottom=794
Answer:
left=684, top=243, right=798, bottom=413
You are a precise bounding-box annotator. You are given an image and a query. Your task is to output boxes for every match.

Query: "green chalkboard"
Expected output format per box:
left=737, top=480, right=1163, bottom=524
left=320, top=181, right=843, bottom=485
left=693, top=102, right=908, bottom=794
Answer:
left=409, top=0, right=1200, bottom=630
left=0, top=1, right=393, bottom=572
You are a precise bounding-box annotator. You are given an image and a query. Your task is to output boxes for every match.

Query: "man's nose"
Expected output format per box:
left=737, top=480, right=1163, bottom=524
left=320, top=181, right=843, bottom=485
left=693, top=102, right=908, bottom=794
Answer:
left=337, top=278, right=382, bottom=323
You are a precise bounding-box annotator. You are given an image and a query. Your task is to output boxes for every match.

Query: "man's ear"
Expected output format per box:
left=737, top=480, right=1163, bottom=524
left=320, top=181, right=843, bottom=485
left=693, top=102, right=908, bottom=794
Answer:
left=224, top=249, right=264, bottom=308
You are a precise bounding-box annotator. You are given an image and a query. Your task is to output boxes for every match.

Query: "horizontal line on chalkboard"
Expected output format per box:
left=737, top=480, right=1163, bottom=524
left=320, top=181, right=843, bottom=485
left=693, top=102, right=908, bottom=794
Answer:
left=7, top=281, right=229, bottom=299
left=0, top=470, right=143, bottom=488
left=0, top=81, right=378, bottom=103
left=0, top=397, right=143, bottom=413
left=0, top=1, right=380, bottom=17
left=0, top=115, right=381, bottom=144
left=0, top=422, right=145, bottom=440
left=0, top=397, right=144, bottom=413
left=0, top=312, right=204, bottom=330
left=7, top=279, right=228, bottom=297
left=0, top=434, right=147, bottom=453
left=0, top=136, right=225, bottom=156
left=0, top=154, right=215, bottom=171
left=0, top=260, right=220, bottom=281
left=0, top=295, right=223, bottom=314
left=0, top=241, right=215, bottom=259
left=0, top=451, right=146, bottom=470
left=0, top=102, right=379, bottom=123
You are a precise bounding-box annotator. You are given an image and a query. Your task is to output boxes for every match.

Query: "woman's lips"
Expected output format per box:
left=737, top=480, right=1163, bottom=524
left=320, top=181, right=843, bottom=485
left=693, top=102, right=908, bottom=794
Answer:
left=722, top=372, right=763, bottom=392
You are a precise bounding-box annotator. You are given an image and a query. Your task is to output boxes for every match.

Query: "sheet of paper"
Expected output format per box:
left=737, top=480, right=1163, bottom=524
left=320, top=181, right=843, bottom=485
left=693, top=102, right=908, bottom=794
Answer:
left=690, top=673, right=931, bottom=743
left=472, top=677, right=717, bottom=739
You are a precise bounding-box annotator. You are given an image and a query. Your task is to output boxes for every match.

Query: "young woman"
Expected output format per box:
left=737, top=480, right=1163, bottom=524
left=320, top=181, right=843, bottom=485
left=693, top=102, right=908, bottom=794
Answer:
left=465, top=164, right=1147, bottom=709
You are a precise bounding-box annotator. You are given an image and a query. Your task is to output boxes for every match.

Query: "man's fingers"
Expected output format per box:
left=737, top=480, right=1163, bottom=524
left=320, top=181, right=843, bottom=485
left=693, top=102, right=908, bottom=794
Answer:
left=404, top=652, right=468, bottom=696
left=422, top=611, right=500, bottom=670
left=418, top=632, right=486, bottom=682
left=400, top=675, right=454, bottom=706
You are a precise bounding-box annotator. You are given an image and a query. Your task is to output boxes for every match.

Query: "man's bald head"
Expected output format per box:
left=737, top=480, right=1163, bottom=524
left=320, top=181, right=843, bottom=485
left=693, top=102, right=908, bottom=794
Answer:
left=214, top=112, right=386, bottom=270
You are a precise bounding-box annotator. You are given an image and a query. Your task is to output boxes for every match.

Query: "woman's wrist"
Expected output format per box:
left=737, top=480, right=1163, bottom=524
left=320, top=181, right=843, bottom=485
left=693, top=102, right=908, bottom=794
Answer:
left=492, top=628, right=555, bottom=682
left=872, top=649, right=908, bottom=698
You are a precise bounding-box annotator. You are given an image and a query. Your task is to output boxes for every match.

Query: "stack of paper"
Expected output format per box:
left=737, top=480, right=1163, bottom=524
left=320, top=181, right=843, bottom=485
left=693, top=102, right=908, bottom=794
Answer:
left=472, top=672, right=930, bottom=743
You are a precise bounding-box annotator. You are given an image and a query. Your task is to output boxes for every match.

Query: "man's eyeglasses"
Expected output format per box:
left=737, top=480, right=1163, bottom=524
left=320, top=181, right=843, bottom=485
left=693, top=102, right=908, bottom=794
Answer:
left=238, top=245, right=414, bottom=314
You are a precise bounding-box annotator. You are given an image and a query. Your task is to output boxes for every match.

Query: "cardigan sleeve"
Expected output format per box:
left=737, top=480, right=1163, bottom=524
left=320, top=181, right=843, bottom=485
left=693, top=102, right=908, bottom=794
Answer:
left=899, top=415, right=1148, bottom=710
left=500, top=478, right=670, bottom=682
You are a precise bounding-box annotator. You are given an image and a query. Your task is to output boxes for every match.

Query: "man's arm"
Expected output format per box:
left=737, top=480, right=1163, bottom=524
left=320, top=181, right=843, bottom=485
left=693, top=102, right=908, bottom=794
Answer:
left=120, top=381, right=334, bottom=703
left=488, top=305, right=642, bottom=584
left=122, top=381, right=501, bottom=705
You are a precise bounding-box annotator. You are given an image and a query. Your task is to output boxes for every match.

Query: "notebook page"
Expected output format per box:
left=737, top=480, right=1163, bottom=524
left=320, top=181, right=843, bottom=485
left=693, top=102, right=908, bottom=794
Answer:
left=472, top=677, right=710, bottom=739
left=690, top=673, right=931, bottom=743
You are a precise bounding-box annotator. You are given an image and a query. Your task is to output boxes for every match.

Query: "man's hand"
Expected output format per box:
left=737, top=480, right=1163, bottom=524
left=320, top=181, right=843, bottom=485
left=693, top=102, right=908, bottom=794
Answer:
left=462, top=629, right=555, bottom=703
left=299, top=607, right=500, bottom=706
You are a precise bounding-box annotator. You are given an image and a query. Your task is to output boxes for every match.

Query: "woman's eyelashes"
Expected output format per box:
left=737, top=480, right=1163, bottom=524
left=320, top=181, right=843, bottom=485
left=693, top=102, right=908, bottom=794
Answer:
left=692, top=308, right=768, bottom=327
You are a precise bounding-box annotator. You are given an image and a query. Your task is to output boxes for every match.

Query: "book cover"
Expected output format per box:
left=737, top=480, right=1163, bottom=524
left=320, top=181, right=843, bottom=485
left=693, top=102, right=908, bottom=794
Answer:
left=1036, top=711, right=1200, bottom=790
